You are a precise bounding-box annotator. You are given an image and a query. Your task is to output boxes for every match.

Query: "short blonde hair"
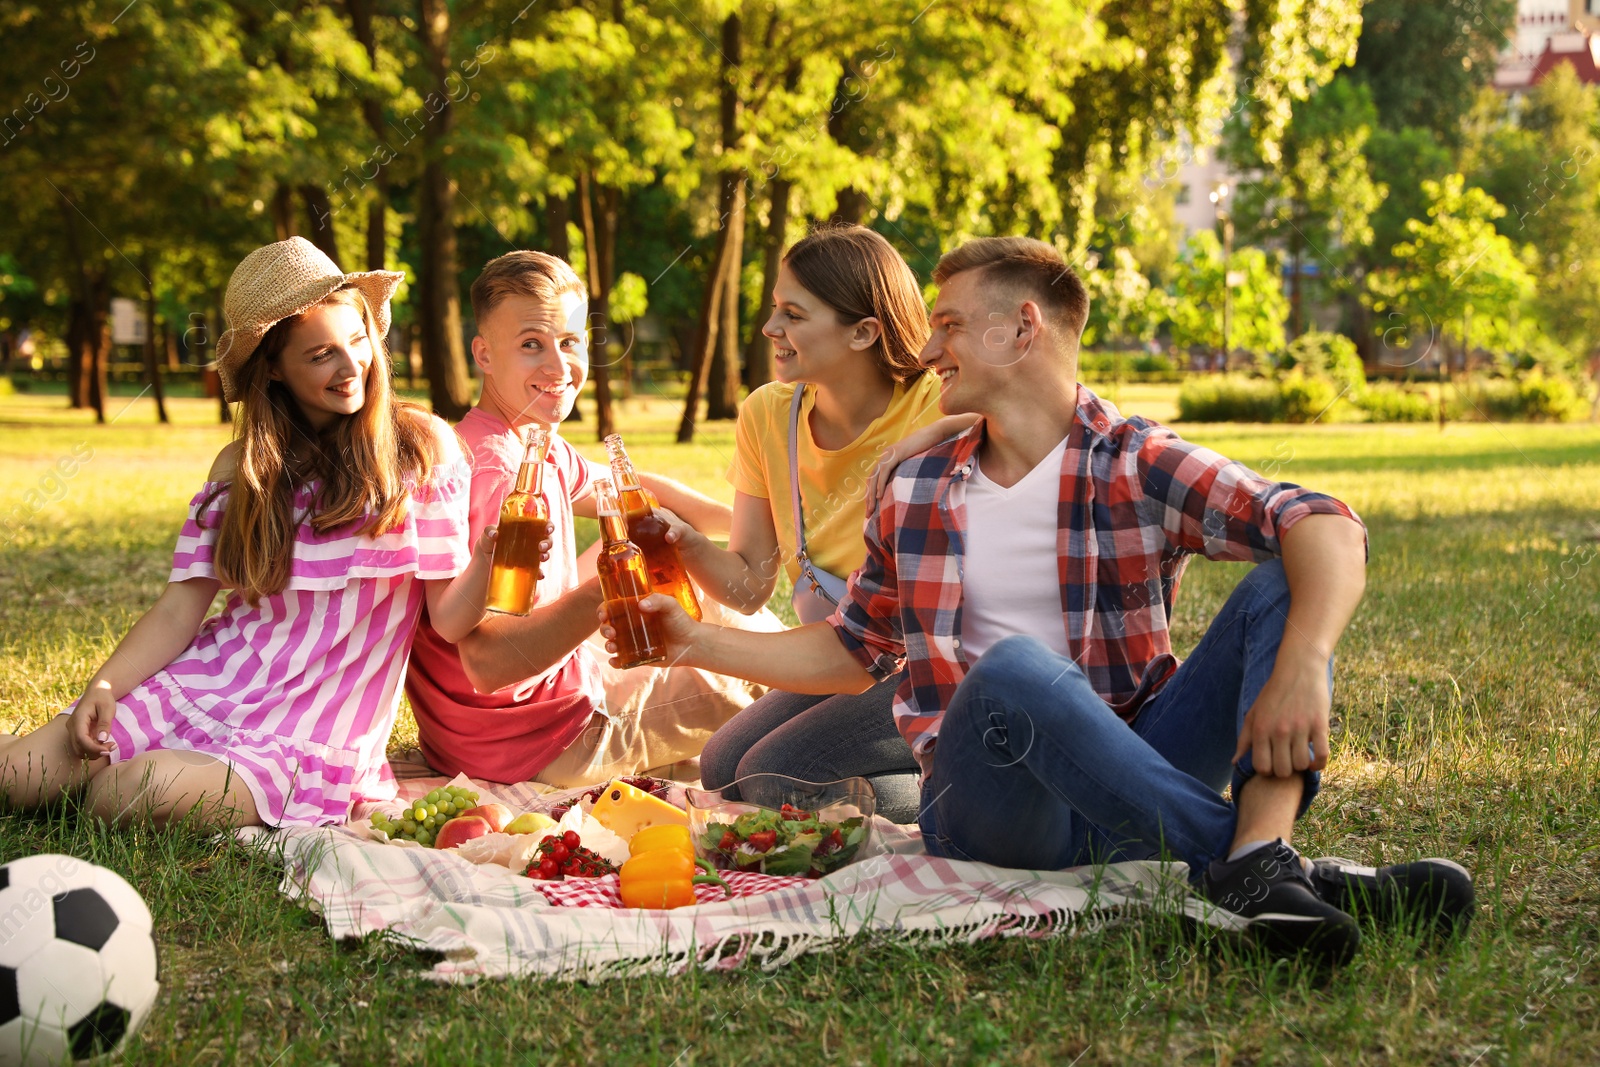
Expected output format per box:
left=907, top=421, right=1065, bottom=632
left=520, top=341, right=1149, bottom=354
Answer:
left=470, top=250, right=586, bottom=326
left=933, top=237, right=1089, bottom=339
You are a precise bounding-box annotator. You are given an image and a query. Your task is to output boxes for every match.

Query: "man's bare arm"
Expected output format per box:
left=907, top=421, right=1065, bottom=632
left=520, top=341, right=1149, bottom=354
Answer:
left=602, top=596, right=877, bottom=695
left=456, top=579, right=606, bottom=694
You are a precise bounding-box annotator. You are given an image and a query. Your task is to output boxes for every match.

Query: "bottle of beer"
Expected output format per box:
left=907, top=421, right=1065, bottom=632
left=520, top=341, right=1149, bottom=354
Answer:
left=603, top=433, right=703, bottom=621
left=485, top=426, right=552, bottom=616
left=594, top=478, right=667, bottom=668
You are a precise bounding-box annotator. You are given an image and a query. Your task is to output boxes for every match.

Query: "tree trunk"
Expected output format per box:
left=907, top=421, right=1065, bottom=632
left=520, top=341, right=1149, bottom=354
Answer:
left=832, top=188, right=867, bottom=225
left=709, top=181, right=746, bottom=420
left=210, top=304, right=231, bottom=424
left=1289, top=241, right=1303, bottom=340
left=679, top=13, right=744, bottom=440
left=271, top=184, right=296, bottom=241
left=826, top=70, right=868, bottom=225
left=141, top=256, right=169, bottom=424
left=346, top=0, right=389, bottom=273
left=546, top=192, right=571, bottom=261
left=578, top=172, right=619, bottom=440
left=744, top=176, right=790, bottom=390
left=86, top=283, right=108, bottom=425
left=676, top=232, right=728, bottom=443
left=414, top=0, right=472, bottom=421
left=66, top=305, right=87, bottom=408
left=300, top=185, right=342, bottom=264
left=366, top=199, right=386, bottom=271
left=163, top=317, right=180, bottom=371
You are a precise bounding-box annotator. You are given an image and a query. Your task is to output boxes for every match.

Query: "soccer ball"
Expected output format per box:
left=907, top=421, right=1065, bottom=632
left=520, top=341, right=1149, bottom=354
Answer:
left=0, top=855, right=159, bottom=1066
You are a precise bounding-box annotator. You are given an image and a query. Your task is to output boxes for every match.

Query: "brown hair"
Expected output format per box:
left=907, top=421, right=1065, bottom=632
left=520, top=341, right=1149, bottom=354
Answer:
left=470, top=250, right=587, bottom=326
left=209, top=287, right=437, bottom=605
left=783, top=225, right=930, bottom=385
left=933, top=237, right=1090, bottom=340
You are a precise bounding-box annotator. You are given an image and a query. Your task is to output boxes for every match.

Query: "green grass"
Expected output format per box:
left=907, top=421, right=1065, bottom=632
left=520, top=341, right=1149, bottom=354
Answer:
left=2, top=389, right=1598, bottom=1065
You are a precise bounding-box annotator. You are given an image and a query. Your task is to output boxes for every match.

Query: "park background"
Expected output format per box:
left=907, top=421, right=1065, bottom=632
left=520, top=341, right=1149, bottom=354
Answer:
left=2, top=0, right=1599, bottom=1064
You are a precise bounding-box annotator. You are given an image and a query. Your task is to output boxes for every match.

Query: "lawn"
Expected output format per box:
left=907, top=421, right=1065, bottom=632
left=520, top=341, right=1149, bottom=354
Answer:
left=1, top=385, right=1597, bottom=1066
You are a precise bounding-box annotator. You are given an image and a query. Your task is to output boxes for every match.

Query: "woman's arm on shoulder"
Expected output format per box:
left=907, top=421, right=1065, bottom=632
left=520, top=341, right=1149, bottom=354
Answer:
left=865, top=414, right=981, bottom=502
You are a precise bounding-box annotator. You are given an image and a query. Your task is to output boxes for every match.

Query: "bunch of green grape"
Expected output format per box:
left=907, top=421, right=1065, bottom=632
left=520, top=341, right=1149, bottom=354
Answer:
left=370, top=786, right=480, bottom=847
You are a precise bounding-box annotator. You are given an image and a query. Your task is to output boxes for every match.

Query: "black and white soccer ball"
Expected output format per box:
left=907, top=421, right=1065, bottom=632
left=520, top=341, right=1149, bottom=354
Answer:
left=0, top=854, right=159, bottom=1065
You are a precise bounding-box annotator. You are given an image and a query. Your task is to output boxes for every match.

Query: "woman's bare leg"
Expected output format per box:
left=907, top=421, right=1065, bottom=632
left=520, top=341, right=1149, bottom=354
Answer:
left=0, top=717, right=107, bottom=808
left=83, top=749, right=262, bottom=829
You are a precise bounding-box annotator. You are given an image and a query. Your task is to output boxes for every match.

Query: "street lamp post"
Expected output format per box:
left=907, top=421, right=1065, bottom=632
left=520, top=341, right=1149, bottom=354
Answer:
left=1209, top=182, right=1233, bottom=371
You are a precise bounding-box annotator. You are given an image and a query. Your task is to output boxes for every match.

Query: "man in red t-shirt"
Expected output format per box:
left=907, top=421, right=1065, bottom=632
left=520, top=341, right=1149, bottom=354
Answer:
left=403, top=251, right=779, bottom=787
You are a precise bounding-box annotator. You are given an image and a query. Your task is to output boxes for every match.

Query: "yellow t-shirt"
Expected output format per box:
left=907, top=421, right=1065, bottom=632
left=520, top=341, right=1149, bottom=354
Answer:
left=727, top=374, right=945, bottom=584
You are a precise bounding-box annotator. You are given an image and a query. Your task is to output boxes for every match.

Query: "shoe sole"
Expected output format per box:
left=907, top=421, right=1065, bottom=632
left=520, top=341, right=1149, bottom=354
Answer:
left=1243, top=909, right=1362, bottom=967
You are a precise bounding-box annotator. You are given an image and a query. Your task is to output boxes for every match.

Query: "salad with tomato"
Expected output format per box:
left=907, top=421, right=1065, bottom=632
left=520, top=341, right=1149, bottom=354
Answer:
left=700, top=803, right=867, bottom=877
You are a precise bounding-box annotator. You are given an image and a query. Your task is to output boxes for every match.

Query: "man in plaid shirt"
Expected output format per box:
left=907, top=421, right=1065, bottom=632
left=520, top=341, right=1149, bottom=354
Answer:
left=607, top=237, right=1472, bottom=963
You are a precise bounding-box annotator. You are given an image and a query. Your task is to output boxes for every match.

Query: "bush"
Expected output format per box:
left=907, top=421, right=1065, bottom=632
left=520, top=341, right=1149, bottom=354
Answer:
left=1177, top=375, right=1282, bottom=422
left=1077, top=351, right=1181, bottom=382
left=1278, top=372, right=1348, bottom=423
left=1275, top=331, right=1366, bottom=396
left=1458, top=373, right=1586, bottom=422
left=1358, top=383, right=1436, bottom=422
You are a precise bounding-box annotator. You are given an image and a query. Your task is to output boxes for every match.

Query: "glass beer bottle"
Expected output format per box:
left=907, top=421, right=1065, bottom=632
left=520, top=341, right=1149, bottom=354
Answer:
left=594, top=479, right=667, bottom=668
left=486, top=426, right=552, bottom=615
left=603, top=433, right=703, bottom=621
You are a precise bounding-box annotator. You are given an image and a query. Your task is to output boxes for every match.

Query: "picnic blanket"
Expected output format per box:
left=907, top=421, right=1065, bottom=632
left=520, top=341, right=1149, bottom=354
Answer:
left=243, top=774, right=1247, bottom=983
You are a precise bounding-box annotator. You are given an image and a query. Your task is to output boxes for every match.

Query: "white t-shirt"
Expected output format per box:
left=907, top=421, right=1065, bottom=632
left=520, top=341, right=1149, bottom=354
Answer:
left=960, top=438, right=1071, bottom=662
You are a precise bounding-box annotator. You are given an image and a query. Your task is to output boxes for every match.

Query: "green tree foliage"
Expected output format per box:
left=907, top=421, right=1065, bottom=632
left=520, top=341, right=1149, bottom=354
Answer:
left=1347, top=0, right=1516, bottom=145
left=1081, top=247, right=1166, bottom=348
left=1463, top=67, right=1600, bottom=368
left=1168, top=230, right=1288, bottom=357
left=0, top=0, right=1375, bottom=425
left=1226, top=77, right=1385, bottom=336
left=1364, top=175, right=1535, bottom=366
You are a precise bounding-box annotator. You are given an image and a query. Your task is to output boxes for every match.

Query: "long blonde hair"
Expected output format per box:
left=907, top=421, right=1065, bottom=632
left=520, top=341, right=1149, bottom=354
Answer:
left=207, top=287, right=436, bottom=603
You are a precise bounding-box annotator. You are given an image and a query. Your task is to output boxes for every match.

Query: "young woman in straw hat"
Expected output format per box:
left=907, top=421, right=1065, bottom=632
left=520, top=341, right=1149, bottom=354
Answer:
left=0, top=237, right=501, bottom=829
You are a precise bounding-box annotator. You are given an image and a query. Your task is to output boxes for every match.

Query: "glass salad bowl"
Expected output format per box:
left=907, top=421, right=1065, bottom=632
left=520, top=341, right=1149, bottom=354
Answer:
left=685, top=773, right=876, bottom=878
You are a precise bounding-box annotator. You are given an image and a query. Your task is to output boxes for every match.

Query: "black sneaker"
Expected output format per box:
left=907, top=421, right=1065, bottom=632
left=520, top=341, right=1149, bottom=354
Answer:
left=1307, top=856, right=1475, bottom=937
left=1201, top=840, right=1361, bottom=965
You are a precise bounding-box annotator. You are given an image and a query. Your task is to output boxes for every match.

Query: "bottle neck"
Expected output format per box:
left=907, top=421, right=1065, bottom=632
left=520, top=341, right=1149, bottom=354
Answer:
left=600, top=512, right=631, bottom=544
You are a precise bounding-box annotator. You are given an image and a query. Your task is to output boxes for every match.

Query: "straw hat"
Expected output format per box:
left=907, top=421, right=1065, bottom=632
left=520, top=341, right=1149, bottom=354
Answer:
left=214, top=237, right=404, bottom=402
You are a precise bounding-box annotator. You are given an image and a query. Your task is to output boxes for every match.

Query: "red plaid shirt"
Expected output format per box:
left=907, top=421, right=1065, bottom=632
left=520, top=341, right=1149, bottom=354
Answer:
left=828, top=385, right=1364, bottom=776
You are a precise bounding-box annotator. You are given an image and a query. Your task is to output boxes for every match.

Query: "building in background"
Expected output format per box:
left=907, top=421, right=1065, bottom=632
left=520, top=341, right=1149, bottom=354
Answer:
left=1497, top=0, right=1600, bottom=94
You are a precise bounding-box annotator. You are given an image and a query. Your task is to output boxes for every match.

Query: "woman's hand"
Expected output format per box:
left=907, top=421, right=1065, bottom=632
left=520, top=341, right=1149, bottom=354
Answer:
left=69, top=681, right=118, bottom=760
left=866, top=415, right=981, bottom=502
left=655, top=506, right=704, bottom=553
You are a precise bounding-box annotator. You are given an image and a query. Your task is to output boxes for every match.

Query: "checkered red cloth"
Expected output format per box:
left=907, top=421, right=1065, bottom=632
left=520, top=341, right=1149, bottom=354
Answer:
left=527, top=869, right=810, bottom=908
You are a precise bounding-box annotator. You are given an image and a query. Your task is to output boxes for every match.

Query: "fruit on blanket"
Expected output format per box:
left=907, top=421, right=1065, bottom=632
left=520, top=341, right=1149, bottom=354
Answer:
left=459, top=803, right=514, bottom=833
left=370, top=785, right=480, bottom=844
left=434, top=816, right=493, bottom=850
left=504, top=811, right=557, bottom=835
left=524, top=832, right=618, bottom=880
left=590, top=779, right=688, bottom=839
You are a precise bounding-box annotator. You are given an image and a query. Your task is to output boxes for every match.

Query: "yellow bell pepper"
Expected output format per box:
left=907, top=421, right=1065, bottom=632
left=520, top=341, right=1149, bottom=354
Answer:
left=629, top=823, right=694, bottom=858
left=618, top=848, right=730, bottom=909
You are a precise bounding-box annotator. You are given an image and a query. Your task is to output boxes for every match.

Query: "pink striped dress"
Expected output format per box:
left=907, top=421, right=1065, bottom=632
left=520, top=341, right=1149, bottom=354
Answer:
left=94, top=434, right=472, bottom=827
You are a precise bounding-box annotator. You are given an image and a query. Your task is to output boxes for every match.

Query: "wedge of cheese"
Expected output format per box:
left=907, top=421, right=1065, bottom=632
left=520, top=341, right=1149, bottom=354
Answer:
left=589, top=779, right=688, bottom=839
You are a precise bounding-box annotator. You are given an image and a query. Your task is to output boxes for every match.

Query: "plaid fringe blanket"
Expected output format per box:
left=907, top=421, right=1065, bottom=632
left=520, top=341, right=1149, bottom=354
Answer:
left=243, top=775, right=1244, bottom=983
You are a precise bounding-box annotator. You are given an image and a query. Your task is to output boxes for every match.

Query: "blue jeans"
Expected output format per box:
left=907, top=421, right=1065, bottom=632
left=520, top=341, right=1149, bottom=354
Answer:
left=699, top=673, right=923, bottom=824
left=919, top=560, right=1325, bottom=876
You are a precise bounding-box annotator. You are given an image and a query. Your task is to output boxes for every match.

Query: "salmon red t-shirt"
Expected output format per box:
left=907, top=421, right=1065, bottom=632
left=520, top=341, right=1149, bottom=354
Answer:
left=404, top=407, right=608, bottom=783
